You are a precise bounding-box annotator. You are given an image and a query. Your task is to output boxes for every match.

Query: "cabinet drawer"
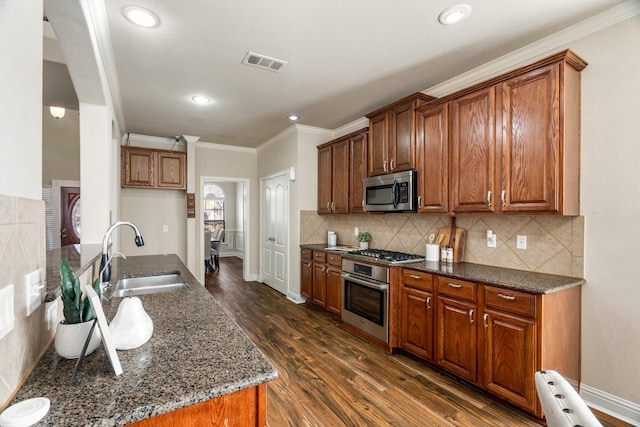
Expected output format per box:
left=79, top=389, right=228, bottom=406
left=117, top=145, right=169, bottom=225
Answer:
left=402, top=269, right=433, bottom=291
left=327, top=253, right=342, bottom=267
left=437, top=276, right=477, bottom=302
left=301, top=248, right=312, bottom=261
left=313, top=251, right=327, bottom=263
left=484, top=286, right=536, bottom=318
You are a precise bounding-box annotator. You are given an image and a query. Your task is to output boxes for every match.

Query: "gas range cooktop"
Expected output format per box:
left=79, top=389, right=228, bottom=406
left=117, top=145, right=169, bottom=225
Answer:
left=351, top=249, right=425, bottom=264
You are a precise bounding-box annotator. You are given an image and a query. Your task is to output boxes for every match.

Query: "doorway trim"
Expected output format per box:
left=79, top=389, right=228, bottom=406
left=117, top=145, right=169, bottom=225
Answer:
left=52, top=180, right=81, bottom=248
left=199, top=176, right=252, bottom=284
left=259, top=170, right=291, bottom=295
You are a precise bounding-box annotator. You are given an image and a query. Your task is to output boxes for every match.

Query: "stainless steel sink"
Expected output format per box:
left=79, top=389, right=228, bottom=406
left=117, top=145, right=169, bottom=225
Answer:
left=112, top=273, right=187, bottom=297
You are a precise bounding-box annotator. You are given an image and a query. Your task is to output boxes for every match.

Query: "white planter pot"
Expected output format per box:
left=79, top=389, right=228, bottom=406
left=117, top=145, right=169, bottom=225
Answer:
left=359, top=241, right=369, bottom=250
left=54, top=320, right=102, bottom=359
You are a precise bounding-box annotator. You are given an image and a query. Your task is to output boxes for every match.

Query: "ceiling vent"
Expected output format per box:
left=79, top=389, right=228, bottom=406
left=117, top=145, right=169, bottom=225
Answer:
left=242, top=52, right=287, bottom=72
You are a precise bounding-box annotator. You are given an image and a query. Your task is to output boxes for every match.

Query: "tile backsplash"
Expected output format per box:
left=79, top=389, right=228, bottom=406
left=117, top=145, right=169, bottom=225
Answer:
left=301, top=211, right=584, bottom=277
left=0, top=194, right=49, bottom=408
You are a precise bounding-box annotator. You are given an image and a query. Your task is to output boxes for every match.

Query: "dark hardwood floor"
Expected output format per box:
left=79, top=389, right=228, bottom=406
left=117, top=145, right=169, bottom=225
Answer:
left=205, top=257, right=627, bottom=427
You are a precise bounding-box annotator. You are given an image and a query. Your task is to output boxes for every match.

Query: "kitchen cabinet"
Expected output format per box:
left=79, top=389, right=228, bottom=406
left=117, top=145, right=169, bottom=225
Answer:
left=306, top=250, right=342, bottom=318
left=450, top=86, right=497, bottom=214
left=366, top=93, right=435, bottom=177
left=449, top=50, right=586, bottom=215
left=317, top=128, right=368, bottom=214
left=415, top=102, right=449, bottom=213
left=400, top=269, right=434, bottom=361
left=121, top=146, right=186, bottom=190
left=436, top=276, right=478, bottom=382
left=127, top=384, right=266, bottom=426
left=482, top=286, right=537, bottom=412
left=301, top=248, right=313, bottom=300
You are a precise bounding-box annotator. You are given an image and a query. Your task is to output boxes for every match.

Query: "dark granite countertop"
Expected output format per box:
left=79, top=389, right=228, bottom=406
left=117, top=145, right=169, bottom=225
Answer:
left=44, top=244, right=102, bottom=302
left=301, top=244, right=585, bottom=294
left=12, top=254, right=278, bottom=426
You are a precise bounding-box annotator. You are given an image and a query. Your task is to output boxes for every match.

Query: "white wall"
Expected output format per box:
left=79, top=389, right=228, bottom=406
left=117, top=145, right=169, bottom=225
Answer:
left=564, top=14, right=640, bottom=408
left=42, top=108, right=80, bottom=185
left=0, top=1, right=42, bottom=200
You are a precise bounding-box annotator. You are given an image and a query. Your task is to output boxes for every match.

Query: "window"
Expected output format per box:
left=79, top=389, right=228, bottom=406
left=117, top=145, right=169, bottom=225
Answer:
left=204, top=184, right=225, bottom=233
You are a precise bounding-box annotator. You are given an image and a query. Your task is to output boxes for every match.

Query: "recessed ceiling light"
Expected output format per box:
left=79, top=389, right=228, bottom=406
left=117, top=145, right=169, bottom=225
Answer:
left=124, top=7, right=159, bottom=28
left=192, top=95, right=211, bottom=105
left=438, top=4, right=472, bottom=25
left=287, top=115, right=300, bottom=121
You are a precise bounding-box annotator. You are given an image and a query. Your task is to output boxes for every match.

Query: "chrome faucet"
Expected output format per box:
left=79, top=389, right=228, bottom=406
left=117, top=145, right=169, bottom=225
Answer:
left=100, top=221, right=144, bottom=287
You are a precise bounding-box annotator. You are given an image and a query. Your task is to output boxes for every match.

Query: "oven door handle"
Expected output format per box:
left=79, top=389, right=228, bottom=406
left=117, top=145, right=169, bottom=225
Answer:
left=342, top=272, right=388, bottom=291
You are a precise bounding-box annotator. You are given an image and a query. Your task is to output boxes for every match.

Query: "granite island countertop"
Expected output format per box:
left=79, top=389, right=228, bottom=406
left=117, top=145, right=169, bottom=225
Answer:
left=302, top=244, right=585, bottom=294
left=12, top=254, right=278, bottom=426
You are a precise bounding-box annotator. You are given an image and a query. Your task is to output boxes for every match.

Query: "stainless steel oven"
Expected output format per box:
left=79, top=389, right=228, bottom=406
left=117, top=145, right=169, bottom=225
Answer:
left=341, top=259, right=389, bottom=343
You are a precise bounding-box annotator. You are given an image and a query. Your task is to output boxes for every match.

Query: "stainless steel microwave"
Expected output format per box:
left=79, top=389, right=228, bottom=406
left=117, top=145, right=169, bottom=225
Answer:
left=363, top=170, right=417, bottom=212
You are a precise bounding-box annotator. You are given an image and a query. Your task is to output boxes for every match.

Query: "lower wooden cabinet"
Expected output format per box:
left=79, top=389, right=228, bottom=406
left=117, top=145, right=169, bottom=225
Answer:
left=127, top=384, right=266, bottom=426
left=302, top=249, right=342, bottom=318
left=399, top=268, right=581, bottom=417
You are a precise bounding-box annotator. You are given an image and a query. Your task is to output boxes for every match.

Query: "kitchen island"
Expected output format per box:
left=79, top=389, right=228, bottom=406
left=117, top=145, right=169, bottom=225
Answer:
left=11, top=254, right=277, bottom=426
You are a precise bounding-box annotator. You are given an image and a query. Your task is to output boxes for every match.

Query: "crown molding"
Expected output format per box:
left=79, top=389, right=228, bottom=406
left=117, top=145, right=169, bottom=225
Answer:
left=256, top=124, right=332, bottom=152
left=424, top=0, right=640, bottom=98
left=195, top=141, right=257, bottom=154
left=333, top=117, right=369, bottom=139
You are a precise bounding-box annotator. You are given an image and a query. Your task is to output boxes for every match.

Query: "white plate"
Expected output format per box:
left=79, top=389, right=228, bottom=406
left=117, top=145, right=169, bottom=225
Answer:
left=0, top=397, right=50, bottom=427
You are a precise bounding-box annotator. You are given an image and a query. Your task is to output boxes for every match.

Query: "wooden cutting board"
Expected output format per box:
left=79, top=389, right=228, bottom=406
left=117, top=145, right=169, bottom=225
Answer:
left=436, top=217, right=466, bottom=262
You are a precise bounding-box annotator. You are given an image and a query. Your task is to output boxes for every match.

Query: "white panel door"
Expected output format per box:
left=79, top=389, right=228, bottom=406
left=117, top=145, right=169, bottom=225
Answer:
left=262, top=174, right=288, bottom=294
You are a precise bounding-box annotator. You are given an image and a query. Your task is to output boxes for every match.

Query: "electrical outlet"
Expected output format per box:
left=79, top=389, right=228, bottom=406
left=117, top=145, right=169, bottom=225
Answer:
left=25, top=269, right=43, bottom=317
left=163, top=225, right=169, bottom=232
left=487, top=230, right=497, bottom=248
left=354, top=227, right=359, bottom=236
left=0, top=284, right=15, bottom=340
left=517, top=235, right=527, bottom=250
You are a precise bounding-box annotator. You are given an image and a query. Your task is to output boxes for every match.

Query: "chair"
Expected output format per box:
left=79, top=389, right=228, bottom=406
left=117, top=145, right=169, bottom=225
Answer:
left=534, top=370, right=602, bottom=427
left=204, top=230, right=214, bottom=273
left=210, top=228, right=225, bottom=271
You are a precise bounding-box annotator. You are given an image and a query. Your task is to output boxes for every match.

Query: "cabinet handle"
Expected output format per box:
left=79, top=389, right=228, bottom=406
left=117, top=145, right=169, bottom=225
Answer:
left=383, top=160, right=388, bottom=173
left=410, top=275, right=422, bottom=279
left=426, top=297, right=431, bottom=309
left=362, top=199, right=365, bottom=208
left=486, top=190, right=492, bottom=207
left=498, top=293, right=516, bottom=301
left=322, top=267, right=326, bottom=274
left=447, top=283, right=462, bottom=288
left=501, top=189, right=506, bottom=207
left=331, top=201, right=335, bottom=211
left=417, top=196, right=422, bottom=208
left=469, top=309, right=474, bottom=323
left=326, top=202, right=330, bottom=210
left=390, top=158, right=395, bottom=170
left=483, top=313, right=489, bottom=328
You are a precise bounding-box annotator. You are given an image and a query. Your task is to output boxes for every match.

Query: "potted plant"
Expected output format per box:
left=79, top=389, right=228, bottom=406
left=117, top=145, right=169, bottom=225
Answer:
left=357, top=231, right=372, bottom=250
left=54, top=260, right=102, bottom=359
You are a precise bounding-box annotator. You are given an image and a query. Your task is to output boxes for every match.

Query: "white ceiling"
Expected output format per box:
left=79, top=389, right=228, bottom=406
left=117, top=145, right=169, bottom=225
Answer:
left=45, top=0, right=628, bottom=148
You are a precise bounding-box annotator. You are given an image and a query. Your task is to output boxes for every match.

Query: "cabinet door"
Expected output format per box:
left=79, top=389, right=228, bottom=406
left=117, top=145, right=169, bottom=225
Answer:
left=367, top=113, right=389, bottom=176
left=389, top=101, right=416, bottom=173
left=451, top=87, right=496, bottom=213
left=326, top=266, right=342, bottom=317
left=401, top=286, right=434, bottom=360
left=301, top=259, right=312, bottom=300
left=349, top=132, right=367, bottom=213
left=437, top=297, right=477, bottom=382
left=312, top=262, right=327, bottom=307
left=416, top=103, right=449, bottom=213
left=317, top=146, right=333, bottom=214
left=499, top=64, right=559, bottom=213
left=157, top=152, right=185, bottom=189
left=331, top=140, right=349, bottom=214
left=483, top=309, right=537, bottom=411
left=122, top=147, right=155, bottom=188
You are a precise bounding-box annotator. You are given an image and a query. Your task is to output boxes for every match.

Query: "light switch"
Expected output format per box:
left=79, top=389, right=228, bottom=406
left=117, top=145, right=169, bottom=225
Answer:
left=25, top=269, right=43, bottom=317
left=487, top=230, right=497, bottom=248
left=163, top=225, right=169, bottom=232
left=0, top=284, right=15, bottom=340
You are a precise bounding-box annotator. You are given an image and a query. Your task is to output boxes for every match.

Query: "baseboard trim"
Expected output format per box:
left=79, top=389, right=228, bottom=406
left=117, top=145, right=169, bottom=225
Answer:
left=581, top=384, right=640, bottom=426
left=287, top=292, right=306, bottom=304
left=246, top=273, right=259, bottom=282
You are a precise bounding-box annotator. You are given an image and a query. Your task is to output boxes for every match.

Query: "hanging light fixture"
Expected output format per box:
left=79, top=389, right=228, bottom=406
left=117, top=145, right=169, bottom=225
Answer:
left=50, top=106, right=66, bottom=120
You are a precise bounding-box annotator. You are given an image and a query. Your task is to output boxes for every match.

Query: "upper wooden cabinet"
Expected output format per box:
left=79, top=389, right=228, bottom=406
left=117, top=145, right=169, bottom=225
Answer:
left=366, top=93, right=436, bottom=177
left=449, top=50, right=586, bottom=215
left=122, top=146, right=186, bottom=190
left=317, top=128, right=368, bottom=214
left=416, top=102, right=450, bottom=213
